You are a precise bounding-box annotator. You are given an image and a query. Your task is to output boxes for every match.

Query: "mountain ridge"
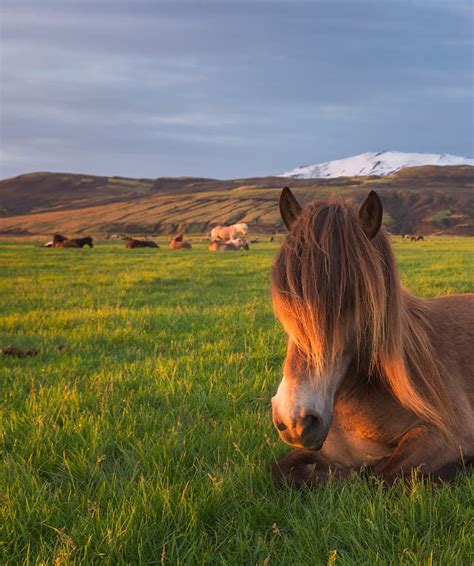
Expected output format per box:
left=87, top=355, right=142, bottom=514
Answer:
left=280, top=151, right=474, bottom=179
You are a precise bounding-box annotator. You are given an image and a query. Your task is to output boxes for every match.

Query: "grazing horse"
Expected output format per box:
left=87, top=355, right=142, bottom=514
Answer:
left=52, top=234, right=94, bottom=248
left=169, top=233, right=192, bottom=250
left=124, top=238, right=159, bottom=248
left=271, top=187, right=473, bottom=486
left=208, top=237, right=249, bottom=252
left=210, top=223, right=248, bottom=241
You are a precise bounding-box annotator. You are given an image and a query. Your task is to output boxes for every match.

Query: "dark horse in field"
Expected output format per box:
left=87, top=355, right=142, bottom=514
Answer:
left=271, top=188, right=473, bottom=486
left=402, top=234, right=424, bottom=241
left=53, top=234, right=93, bottom=248
left=124, top=237, right=159, bottom=248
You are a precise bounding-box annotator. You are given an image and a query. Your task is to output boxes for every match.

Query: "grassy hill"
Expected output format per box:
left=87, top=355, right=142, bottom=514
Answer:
left=0, top=165, right=473, bottom=236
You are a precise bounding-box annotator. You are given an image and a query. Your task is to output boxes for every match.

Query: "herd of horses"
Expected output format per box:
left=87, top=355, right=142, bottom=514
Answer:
left=46, top=223, right=426, bottom=252
left=45, top=222, right=252, bottom=252
left=40, top=190, right=472, bottom=487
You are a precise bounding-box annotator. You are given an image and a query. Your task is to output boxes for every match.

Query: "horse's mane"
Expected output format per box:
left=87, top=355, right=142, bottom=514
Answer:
left=271, top=199, right=456, bottom=437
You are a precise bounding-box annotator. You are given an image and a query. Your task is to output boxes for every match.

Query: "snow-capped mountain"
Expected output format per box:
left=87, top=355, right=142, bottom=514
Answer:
left=279, top=151, right=474, bottom=179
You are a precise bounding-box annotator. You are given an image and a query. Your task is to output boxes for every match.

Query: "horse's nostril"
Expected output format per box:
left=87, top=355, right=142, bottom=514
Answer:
left=275, top=420, right=288, bottom=432
left=302, top=414, right=320, bottom=436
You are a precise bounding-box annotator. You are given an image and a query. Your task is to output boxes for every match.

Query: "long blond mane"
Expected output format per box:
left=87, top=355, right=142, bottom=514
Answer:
left=271, top=199, right=456, bottom=437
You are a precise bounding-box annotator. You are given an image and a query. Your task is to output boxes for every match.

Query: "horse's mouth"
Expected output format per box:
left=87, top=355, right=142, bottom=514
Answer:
left=278, top=430, right=326, bottom=452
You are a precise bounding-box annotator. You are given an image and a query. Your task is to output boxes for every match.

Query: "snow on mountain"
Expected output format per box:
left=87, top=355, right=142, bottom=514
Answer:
left=279, top=151, right=474, bottom=179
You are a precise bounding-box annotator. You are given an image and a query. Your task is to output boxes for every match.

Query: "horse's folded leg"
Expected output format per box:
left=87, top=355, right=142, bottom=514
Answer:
left=370, top=426, right=469, bottom=485
left=271, top=450, right=350, bottom=488
left=432, top=459, right=473, bottom=483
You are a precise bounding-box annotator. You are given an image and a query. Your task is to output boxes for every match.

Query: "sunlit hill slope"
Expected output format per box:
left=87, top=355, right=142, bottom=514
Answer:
left=0, top=165, right=473, bottom=236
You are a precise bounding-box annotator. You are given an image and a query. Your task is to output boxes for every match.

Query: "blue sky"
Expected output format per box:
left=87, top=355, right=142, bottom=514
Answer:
left=1, top=0, right=473, bottom=179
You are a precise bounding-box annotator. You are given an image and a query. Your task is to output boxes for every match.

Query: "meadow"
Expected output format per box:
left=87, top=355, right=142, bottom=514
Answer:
left=1, top=237, right=473, bottom=565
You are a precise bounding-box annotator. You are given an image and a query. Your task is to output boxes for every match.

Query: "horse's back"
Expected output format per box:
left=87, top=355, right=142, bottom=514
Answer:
left=430, top=293, right=474, bottom=324
left=428, top=293, right=474, bottom=401
left=62, top=240, right=80, bottom=248
left=430, top=294, right=474, bottom=339
left=125, top=238, right=157, bottom=248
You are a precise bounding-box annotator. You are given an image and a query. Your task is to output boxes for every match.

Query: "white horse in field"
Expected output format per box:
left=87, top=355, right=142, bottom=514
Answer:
left=210, top=223, right=248, bottom=241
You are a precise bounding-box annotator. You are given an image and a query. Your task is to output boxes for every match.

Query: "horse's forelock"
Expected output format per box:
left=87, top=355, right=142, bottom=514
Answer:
left=272, top=201, right=389, bottom=375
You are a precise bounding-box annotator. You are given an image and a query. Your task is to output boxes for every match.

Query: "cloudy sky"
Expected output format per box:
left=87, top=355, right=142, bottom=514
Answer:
left=1, top=0, right=473, bottom=179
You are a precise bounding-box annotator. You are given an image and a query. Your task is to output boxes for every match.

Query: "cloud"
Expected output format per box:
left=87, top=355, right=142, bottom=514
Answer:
left=0, top=0, right=472, bottom=179
left=136, top=113, right=239, bottom=127
left=319, top=104, right=367, bottom=122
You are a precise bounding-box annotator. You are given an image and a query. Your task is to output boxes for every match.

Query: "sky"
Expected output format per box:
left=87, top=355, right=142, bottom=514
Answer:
left=1, top=0, right=473, bottom=180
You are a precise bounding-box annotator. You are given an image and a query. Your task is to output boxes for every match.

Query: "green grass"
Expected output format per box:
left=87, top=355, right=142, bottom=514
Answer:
left=1, top=237, right=473, bottom=565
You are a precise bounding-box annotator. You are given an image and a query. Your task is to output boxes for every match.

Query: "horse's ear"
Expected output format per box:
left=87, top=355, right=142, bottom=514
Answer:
left=279, top=187, right=302, bottom=231
left=358, top=191, right=383, bottom=239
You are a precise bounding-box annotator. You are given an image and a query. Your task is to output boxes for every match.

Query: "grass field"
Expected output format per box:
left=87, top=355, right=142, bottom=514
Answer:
left=1, top=237, right=473, bottom=564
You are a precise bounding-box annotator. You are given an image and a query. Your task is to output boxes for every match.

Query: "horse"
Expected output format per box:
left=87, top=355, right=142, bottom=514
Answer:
left=210, top=223, right=248, bottom=241
left=403, top=234, right=424, bottom=241
left=52, top=234, right=94, bottom=248
left=208, top=237, right=249, bottom=252
left=52, top=234, right=69, bottom=247
left=228, top=237, right=249, bottom=250
left=169, top=233, right=192, bottom=250
left=270, top=187, right=473, bottom=486
left=123, top=238, right=159, bottom=248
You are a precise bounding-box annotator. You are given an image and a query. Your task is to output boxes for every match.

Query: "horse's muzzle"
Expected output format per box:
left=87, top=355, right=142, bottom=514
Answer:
left=272, top=408, right=328, bottom=450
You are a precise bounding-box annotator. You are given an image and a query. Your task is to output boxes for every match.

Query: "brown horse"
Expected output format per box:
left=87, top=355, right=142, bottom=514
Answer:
left=169, top=233, right=192, bottom=250
left=208, top=238, right=249, bottom=252
left=124, top=238, right=159, bottom=248
left=271, top=187, right=473, bottom=486
left=52, top=234, right=94, bottom=248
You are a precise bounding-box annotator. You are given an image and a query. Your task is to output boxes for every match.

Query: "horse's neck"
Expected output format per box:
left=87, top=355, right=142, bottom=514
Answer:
left=400, top=289, right=432, bottom=339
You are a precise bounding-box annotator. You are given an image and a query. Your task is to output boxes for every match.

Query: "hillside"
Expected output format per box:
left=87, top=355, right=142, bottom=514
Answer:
left=0, top=166, right=473, bottom=236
